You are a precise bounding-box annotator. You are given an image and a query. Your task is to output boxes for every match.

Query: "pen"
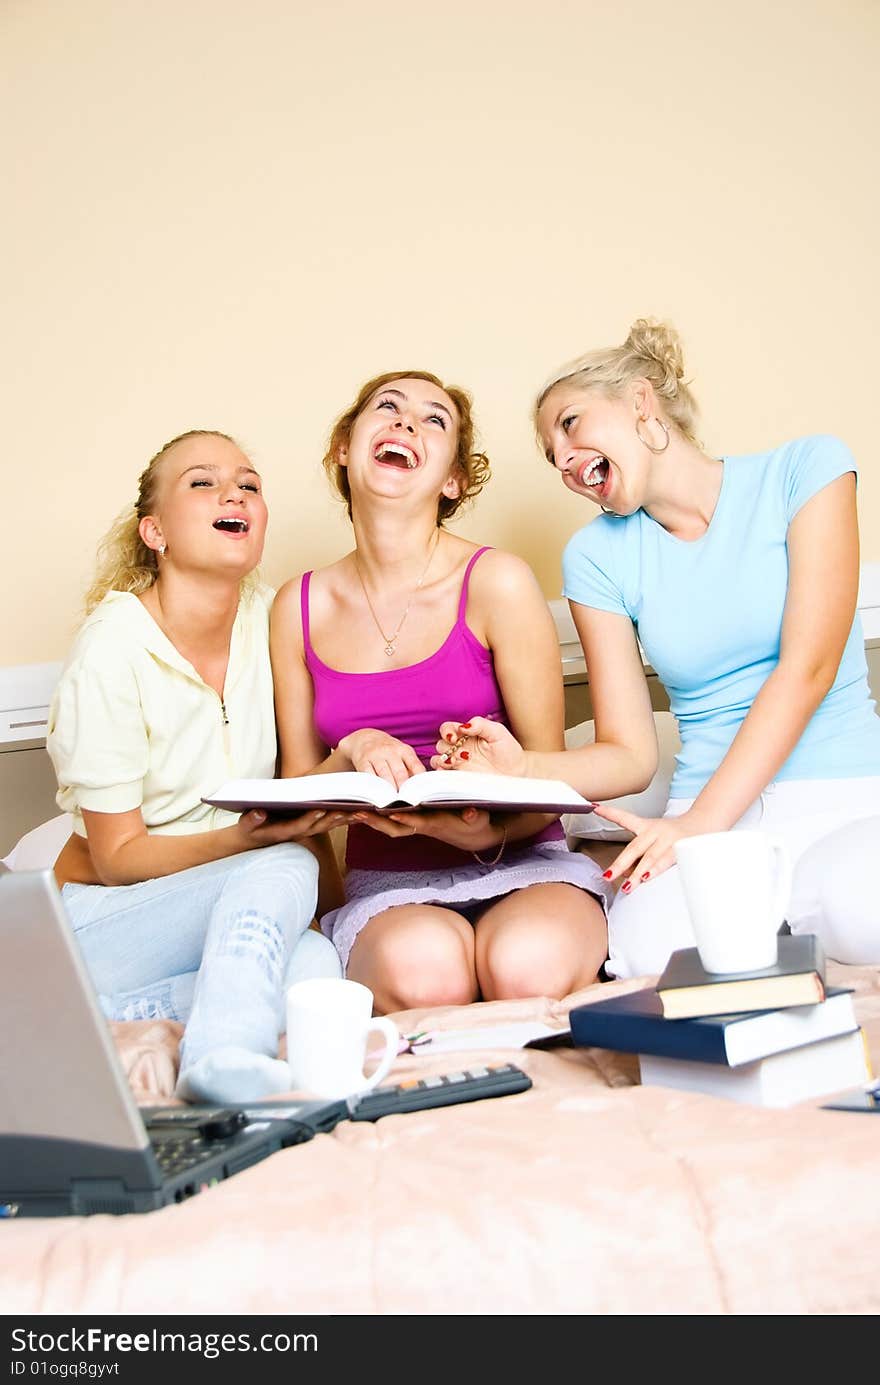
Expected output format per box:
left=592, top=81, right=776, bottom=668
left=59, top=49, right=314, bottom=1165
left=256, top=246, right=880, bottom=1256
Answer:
left=397, top=1030, right=437, bottom=1053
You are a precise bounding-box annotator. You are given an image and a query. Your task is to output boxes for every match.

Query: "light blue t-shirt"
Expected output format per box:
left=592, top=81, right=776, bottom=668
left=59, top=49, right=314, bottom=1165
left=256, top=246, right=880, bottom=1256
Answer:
left=562, top=434, right=880, bottom=798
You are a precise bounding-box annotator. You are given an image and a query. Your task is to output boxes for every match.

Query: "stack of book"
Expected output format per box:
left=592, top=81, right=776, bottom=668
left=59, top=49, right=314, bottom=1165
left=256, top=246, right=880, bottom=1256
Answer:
left=569, top=935, right=873, bottom=1107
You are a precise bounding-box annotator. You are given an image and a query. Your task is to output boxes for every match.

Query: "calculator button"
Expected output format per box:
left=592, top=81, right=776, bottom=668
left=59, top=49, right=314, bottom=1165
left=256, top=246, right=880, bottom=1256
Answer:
left=468, top=1066, right=489, bottom=1078
left=445, top=1072, right=467, bottom=1082
left=422, top=1076, right=444, bottom=1087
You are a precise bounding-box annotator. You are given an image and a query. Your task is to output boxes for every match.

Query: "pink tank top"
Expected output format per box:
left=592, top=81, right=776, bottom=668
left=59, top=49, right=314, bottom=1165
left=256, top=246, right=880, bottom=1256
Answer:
left=301, top=547, right=562, bottom=870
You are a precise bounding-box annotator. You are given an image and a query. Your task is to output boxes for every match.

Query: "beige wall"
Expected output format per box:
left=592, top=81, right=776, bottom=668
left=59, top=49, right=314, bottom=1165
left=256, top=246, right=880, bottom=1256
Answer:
left=3, top=0, right=878, bottom=666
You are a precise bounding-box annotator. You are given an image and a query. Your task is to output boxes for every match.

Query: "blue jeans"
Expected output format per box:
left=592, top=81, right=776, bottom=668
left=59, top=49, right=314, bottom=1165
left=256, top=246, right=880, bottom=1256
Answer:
left=62, top=843, right=339, bottom=1026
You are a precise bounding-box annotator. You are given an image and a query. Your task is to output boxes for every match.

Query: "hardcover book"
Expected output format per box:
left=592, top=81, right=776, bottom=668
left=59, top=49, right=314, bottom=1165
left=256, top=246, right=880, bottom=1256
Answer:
left=202, top=769, right=596, bottom=816
left=569, top=984, right=855, bottom=1066
left=638, top=1029, right=871, bottom=1108
left=821, top=1077, right=880, bottom=1113
left=656, top=934, right=826, bottom=1019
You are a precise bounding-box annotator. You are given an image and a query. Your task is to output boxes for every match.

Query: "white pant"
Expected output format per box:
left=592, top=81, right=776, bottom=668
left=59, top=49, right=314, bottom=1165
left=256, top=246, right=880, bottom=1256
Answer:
left=606, top=777, right=880, bottom=979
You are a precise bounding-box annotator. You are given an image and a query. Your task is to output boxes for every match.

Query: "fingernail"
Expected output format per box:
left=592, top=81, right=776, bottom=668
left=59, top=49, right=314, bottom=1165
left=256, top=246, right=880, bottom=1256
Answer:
left=461, top=722, right=472, bottom=729
left=640, top=872, right=650, bottom=882
left=621, top=881, right=632, bottom=893
left=442, top=755, right=452, bottom=765
left=446, top=733, right=456, bottom=742
left=602, top=869, right=613, bottom=879
left=460, top=750, right=469, bottom=760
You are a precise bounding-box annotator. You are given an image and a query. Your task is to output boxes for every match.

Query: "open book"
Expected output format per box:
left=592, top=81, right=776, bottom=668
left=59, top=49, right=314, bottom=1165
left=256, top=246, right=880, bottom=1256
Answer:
left=202, top=769, right=596, bottom=816
left=404, top=1020, right=572, bottom=1054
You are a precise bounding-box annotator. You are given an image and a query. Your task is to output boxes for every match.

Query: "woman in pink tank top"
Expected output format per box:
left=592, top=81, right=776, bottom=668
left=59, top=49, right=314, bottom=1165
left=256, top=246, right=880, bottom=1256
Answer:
left=271, top=370, right=611, bottom=1013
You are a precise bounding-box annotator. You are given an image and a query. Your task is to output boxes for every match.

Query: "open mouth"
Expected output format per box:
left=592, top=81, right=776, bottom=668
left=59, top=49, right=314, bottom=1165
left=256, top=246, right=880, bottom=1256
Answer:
left=580, top=456, right=610, bottom=491
left=213, top=517, right=250, bottom=534
left=373, top=441, right=418, bottom=469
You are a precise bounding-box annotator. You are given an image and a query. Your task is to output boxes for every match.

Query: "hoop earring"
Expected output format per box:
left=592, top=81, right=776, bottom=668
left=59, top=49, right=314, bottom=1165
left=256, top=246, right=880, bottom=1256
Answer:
left=636, top=417, right=670, bottom=454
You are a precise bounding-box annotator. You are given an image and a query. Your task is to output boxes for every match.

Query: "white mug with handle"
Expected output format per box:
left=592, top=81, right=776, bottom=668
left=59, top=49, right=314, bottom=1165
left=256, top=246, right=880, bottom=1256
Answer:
left=673, top=830, right=793, bottom=974
left=285, top=977, right=399, bottom=1100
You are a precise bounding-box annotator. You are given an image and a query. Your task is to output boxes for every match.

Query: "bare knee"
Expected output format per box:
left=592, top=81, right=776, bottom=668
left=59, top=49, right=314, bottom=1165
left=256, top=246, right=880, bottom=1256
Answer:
left=386, top=961, right=478, bottom=1012
left=349, top=913, right=478, bottom=1012
left=481, top=938, right=594, bottom=1001
left=479, top=892, right=607, bottom=1000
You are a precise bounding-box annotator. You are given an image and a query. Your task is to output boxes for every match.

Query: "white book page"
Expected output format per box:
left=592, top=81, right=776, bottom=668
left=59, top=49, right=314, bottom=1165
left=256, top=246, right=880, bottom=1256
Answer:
left=206, top=770, right=594, bottom=812
left=210, top=772, right=395, bottom=807
left=401, top=769, right=592, bottom=808
left=286, top=771, right=394, bottom=805
left=410, top=1020, right=562, bottom=1053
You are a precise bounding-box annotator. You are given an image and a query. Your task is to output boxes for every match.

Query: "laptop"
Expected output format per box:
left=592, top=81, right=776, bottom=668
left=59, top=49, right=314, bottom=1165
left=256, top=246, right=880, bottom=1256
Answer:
left=0, top=870, right=348, bottom=1218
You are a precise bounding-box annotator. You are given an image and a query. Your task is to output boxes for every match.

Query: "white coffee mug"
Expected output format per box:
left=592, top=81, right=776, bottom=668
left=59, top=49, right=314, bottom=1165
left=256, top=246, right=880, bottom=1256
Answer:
left=285, top=977, right=399, bottom=1100
left=673, top=830, right=793, bottom=974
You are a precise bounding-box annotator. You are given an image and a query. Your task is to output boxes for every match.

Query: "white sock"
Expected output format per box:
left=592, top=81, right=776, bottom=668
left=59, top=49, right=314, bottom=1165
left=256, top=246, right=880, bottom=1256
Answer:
left=175, top=1047, right=293, bottom=1104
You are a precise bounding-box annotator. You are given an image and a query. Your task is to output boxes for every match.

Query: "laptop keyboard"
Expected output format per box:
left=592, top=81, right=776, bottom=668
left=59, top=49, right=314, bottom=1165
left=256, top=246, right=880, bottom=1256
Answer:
left=151, top=1131, right=235, bottom=1177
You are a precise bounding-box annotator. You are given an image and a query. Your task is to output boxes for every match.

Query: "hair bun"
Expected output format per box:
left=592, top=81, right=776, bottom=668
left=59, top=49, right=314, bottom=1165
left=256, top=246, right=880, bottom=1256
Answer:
left=625, top=317, right=685, bottom=394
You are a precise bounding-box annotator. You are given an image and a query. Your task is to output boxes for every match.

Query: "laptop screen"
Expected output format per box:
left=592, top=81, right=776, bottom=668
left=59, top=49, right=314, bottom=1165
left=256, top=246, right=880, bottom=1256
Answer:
left=0, top=869, right=149, bottom=1152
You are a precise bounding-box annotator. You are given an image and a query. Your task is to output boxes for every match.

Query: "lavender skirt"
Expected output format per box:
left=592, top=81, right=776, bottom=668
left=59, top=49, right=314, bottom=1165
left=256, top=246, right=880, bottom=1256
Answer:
left=320, top=840, right=612, bottom=972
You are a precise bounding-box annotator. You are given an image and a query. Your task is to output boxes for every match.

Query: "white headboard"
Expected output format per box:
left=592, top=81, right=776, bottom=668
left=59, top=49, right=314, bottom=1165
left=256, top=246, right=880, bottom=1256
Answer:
left=2, top=561, right=879, bottom=748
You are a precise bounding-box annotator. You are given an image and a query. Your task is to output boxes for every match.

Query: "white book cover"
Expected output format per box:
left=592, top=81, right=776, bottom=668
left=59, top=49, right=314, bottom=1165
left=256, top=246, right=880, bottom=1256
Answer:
left=639, top=1029, right=871, bottom=1108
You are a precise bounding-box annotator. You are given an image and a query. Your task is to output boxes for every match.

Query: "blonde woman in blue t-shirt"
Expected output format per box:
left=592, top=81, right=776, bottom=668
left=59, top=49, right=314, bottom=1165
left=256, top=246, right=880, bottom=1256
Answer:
left=434, top=319, right=880, bottom=975
left=48, top=430, right=344, bottom=1102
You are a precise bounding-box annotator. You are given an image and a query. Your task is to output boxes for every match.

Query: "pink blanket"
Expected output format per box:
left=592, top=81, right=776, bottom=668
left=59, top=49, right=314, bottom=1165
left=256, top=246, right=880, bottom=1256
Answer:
left=3, top=961, right=879, bottom=1315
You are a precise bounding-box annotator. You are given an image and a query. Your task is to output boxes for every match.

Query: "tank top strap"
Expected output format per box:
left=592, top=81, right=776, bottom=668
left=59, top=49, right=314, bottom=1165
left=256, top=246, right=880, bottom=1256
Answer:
left=300, top=571, right=314, bottom=658
left=456, top=545, right=494, bottom=623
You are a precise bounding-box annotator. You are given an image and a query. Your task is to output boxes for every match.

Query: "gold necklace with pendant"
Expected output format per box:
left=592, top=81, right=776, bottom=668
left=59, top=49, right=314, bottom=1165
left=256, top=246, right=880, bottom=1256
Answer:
left=354, top=529, right=440, bottom=658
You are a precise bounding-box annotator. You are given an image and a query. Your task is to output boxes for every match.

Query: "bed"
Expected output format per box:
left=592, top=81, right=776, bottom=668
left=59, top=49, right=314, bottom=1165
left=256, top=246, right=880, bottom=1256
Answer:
left=2, top=959, right=879, bottom=1316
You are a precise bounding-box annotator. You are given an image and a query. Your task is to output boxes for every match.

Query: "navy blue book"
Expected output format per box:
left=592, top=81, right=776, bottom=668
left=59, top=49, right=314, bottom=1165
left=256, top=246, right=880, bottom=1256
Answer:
left=568, top=984, right=856, bottom=1067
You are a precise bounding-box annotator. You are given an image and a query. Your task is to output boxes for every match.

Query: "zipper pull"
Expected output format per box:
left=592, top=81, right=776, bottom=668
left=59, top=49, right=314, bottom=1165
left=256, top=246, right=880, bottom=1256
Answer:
left=220, top=699, right=229, bottom=726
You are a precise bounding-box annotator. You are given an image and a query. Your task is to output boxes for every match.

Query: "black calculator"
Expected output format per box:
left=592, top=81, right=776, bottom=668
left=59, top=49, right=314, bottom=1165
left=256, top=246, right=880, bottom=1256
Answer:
left=147, top=1063, right=532, bottom=1146
left=348, top=1062, right=532, bottom=1120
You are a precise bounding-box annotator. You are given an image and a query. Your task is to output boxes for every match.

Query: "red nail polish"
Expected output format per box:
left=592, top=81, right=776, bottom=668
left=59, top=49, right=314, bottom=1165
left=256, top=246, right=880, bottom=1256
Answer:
left=460, top=750, right=470, bottom=760
left=461, top=722, right=472, bottom=729
left=640, top=872, right=650, bottom=882
left=445, top=733, right=455, bottom=742
left=621, top=881, right=632, bottom=893
left=602, top=869, right=613, bottom=879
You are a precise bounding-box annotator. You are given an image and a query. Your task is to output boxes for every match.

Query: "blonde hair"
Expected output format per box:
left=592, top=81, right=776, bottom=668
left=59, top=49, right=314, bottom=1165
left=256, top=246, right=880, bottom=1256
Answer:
left=85, top=429, right=240, bottom=613
left=322, top=370, right=491, bottom=523
left=535, top=317, right=700, bottom=445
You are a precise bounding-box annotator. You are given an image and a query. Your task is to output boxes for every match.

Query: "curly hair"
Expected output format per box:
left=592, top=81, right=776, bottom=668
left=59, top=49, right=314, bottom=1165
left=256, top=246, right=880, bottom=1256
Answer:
left=322, top=370, right=491, bottom=523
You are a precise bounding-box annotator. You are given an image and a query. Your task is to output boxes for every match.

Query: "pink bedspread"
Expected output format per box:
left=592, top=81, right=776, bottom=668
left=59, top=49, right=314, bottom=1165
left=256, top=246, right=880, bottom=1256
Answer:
left=3, top=962, right=879, bottom=1315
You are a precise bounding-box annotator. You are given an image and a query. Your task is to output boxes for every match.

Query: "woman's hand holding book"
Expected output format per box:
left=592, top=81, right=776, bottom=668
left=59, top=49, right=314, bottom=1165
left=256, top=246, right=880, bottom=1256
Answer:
left=350, top=804, right=496, bottom=852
